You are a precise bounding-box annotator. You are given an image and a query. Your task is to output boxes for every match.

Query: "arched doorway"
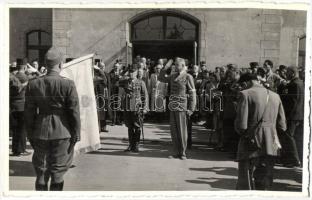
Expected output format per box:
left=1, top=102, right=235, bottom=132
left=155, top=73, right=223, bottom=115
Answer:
left=129, top=10, right=200, bottom=65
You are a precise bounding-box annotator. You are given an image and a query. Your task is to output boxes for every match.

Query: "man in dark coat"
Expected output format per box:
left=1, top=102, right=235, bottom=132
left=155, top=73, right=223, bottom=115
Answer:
left=235, top=73, right=286, bottom=190
left=159, top=58, right=196, bottom=160
left=10, top=58, right=30, bottom=156
left=281, top=66, right=304, bottom=167
left=109, top=63, right=123, bottom=125
left=119, top=67, right=148, bottom=153
left=25, top=47, right=81, bottom=191
left=94, top=61, right=110, bottom=132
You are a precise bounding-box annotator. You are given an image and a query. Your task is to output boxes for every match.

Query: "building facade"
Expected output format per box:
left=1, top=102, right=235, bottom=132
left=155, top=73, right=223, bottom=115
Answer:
left=10, top=8, right=306, bottom=71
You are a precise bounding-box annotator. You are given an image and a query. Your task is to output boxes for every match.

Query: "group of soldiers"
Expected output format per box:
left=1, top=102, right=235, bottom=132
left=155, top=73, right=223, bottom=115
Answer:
left=9, top=45, right=305, bottom=191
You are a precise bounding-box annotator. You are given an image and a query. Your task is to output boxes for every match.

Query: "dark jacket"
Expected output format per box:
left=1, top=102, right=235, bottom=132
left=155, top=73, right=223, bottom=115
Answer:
left=285, top=77, right=304, bottom=121
left=11, top=71, right=28, bottom=111
left=235, top=83, right=287, bottom=161
left=24, top=71, right=81, bottom=141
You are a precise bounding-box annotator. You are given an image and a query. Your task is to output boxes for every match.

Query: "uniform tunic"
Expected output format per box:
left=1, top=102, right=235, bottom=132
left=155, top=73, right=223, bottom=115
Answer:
left=159, top=69, right=196, bottom=157
left=25, top=71, right=81, bottom=184
left=119, top=77, right=148, bottom=147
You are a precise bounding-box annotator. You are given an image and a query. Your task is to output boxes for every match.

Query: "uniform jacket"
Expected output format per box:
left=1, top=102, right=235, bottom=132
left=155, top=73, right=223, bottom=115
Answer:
left=119, top=77, right=149, bottom=112
left=94, top=68, right=110, bottom=120
left=159, top=69, right=196, bottom=112
left=11, top=71, right=29, bottom=111
left=235, top=83, right=287, bottom=161
left=24, top=71, right=81, bottom=141
left=284, top=77, right=304, bottom=121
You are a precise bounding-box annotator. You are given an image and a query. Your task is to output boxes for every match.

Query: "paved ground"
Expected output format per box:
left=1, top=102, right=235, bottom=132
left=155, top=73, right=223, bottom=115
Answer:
left=9, top=122, right=302, bottom=191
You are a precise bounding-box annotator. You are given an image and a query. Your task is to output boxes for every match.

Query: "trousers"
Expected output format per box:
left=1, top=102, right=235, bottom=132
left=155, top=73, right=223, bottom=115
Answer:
left=170, top=111, right=188, bottom=157
left=11, top=111, right=27, bottom=154
left=236, top=156, right=275, bottom=190
left=280, top=120, right=303, bottom=165
left=30, top=138, right=73, bottom=185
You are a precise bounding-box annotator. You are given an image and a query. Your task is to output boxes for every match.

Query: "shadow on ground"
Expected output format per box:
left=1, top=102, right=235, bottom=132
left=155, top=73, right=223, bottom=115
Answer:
left=9, top=160, right=35, bottom=177
left=187, top=166, right=302, bottom=191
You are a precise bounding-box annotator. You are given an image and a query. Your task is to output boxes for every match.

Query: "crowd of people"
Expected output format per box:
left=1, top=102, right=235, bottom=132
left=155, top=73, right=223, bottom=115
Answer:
left=9, top=47, right=305, bottom=191
left=93, top=55, right=305, bottom=190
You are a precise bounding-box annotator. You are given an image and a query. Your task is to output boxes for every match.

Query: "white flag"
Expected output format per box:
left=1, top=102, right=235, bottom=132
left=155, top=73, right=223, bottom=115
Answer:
left=60, top=54, right=100, bottom=155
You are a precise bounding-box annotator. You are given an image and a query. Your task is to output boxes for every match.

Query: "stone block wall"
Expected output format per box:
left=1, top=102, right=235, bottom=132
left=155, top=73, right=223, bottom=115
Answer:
left=52, top=8, right=306, bottom=71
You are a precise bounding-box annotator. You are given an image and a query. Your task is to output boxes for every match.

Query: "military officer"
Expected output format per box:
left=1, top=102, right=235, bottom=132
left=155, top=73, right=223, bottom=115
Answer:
left=119, top=67, right=148, bottom=153
left=24, top=47, right=81, bottom=191
left=159, top=58, right=196, bottom=160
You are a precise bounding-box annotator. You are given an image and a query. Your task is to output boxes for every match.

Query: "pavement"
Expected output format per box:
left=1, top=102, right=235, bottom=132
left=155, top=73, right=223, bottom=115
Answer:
left=9, top=122, right=302, bottom=191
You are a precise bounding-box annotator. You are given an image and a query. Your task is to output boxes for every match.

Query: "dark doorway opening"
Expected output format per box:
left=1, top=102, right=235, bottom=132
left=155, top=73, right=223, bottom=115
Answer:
left=133, top=41, right=194, bottom=63
left=129, top=10, right=200, bottom=65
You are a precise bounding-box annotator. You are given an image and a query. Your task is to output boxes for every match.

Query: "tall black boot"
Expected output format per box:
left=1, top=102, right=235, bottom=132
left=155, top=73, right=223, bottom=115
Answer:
left=50, top=181, right=64, bottom=191
left=35, top=183, right=48, bottom=191
left=125, top=128, right=133, bottom=152
left=132, top=128, right=140, bottom=153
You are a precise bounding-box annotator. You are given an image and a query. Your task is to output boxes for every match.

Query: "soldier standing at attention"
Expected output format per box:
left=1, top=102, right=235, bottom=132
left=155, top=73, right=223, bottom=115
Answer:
left=24, top=47, right=81, bottom=191
left=159, top=58, right=196, bottom=160
left=119, top=67, right=148, bottom=153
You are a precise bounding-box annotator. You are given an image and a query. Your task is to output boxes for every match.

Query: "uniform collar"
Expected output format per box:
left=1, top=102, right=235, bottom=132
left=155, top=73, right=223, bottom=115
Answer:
left=46, top=70, right=60, bottom=76
left=175, top=70, right=187, bottom=82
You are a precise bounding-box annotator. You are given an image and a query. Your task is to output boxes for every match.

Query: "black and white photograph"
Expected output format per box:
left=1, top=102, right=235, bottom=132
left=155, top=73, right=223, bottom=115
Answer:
left=1, top=0, right=312, bottom=199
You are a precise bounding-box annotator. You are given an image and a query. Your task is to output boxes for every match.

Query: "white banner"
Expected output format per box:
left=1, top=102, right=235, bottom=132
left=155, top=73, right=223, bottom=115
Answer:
left=60, top=54, right=101, bottom=155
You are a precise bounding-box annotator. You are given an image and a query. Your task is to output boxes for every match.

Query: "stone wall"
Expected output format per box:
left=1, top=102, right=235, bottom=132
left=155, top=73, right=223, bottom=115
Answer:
left=52, top=8, right=306, bottom=71
left=9, top=8, right=52, bottom=62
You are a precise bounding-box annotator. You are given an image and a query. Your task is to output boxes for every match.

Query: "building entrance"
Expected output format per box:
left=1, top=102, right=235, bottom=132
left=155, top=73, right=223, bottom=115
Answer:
left=128, top=10, right=199, bottom=65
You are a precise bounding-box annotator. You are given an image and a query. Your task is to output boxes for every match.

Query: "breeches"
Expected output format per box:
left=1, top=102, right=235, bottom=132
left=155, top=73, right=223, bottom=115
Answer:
left=170, top=111, right=188, bottom=156
left=30, top=139, right=73, bottom=184
left=124, top=112, right=142, bottom=144
left=236, top=156, right=275, bottom=190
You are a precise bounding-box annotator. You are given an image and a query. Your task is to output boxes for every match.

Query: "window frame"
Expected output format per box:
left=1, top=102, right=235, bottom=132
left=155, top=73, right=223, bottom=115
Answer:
left=130, top=12, right=199, bottom=42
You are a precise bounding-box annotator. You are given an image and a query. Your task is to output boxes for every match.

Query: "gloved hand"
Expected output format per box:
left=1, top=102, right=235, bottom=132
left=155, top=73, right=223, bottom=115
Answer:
left=67, top=138, right=78, bottom=154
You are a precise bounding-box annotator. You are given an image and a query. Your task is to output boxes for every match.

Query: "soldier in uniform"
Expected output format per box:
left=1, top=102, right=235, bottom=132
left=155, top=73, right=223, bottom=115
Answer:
left=119, top=67, right=148, bottom=153
left=159, top=58, right=196, bottom=160
left=24, top=47, right=81, bottom=191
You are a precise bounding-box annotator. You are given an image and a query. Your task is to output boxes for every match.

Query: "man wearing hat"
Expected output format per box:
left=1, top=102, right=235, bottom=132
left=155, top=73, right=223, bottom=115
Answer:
left=118, top=65, right=148, bottom=152
left=24, top=46, right=81, bottom=191
left=249, top=62, right=259, bottom=75
left=10, top=58, right=30, bottom=156
left=235, top=72, right=286, bottom=190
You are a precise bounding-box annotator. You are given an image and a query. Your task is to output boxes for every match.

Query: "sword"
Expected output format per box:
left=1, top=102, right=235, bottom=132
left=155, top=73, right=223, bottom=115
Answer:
left=140, top=110, right=145, bottom=144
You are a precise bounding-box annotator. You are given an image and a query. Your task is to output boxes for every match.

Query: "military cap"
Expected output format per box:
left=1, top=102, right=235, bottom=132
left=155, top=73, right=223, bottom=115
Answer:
left=249, top=62, right=259, bottom=69
left=45, top=46, right=63, bottom=68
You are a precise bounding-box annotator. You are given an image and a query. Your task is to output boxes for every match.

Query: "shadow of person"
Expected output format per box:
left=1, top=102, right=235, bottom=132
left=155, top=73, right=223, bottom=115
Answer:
left=185, top=177, right=237, bottom=190
left=9, top=160, right=35, bottom=177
